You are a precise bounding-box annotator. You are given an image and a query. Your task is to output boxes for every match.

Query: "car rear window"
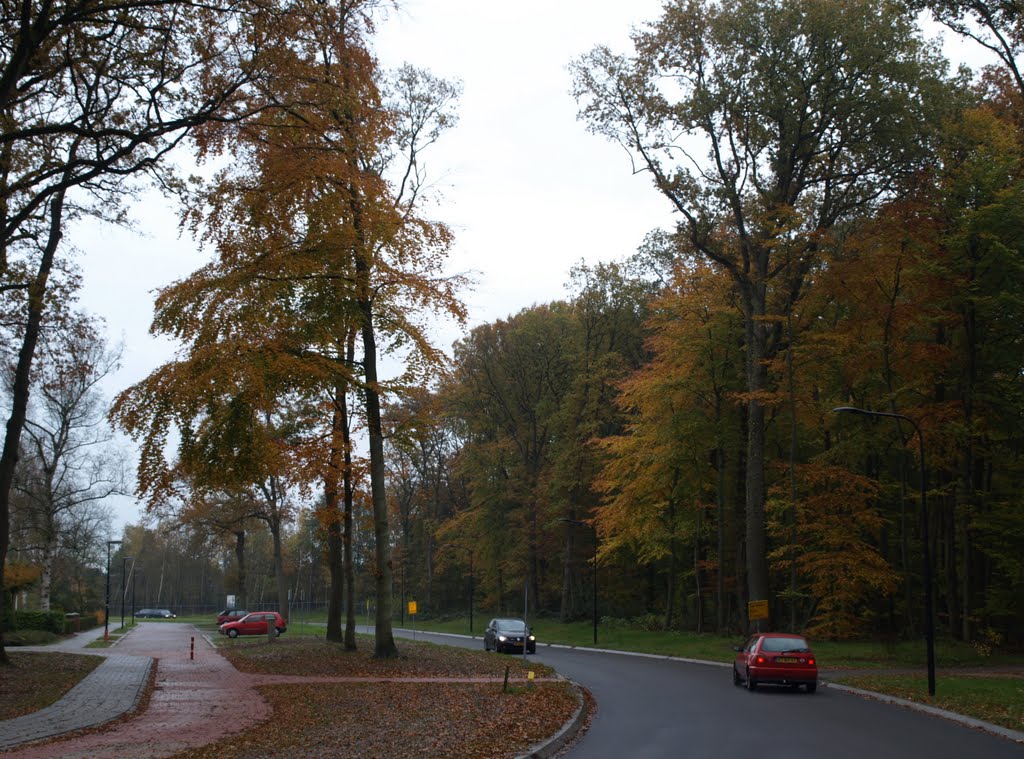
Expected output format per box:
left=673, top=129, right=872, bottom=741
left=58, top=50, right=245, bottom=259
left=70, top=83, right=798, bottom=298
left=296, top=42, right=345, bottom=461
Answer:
left=762, top=637, right=810, bottom=653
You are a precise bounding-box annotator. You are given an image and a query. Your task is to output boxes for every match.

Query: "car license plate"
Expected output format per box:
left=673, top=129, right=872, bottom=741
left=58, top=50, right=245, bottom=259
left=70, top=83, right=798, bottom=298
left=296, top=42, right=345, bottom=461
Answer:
left=775, top=657, right=798, bottom=663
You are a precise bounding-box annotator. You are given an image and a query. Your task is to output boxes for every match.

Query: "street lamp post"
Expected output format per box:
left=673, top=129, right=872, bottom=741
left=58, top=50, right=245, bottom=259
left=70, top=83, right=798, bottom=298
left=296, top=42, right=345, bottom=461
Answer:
left=104, top=540, right=123, bottom=642
left=120, top=557, right=135, bottom=629
left=833, top=406, right=936, bottom=696
left=131, top=567, right=139, bottom=623
left=468, top=550, right=474, bottom=635
left=561, top=518, right=598, bottom=645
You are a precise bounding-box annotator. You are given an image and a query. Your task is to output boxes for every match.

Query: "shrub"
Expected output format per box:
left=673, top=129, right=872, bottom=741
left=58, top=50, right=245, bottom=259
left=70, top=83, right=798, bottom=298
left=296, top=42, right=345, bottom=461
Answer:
left=13, top=609, right=67, bottom=634
left=5, top=628, right=60, bottom=646
left=629, top=613, right=665, bottom=632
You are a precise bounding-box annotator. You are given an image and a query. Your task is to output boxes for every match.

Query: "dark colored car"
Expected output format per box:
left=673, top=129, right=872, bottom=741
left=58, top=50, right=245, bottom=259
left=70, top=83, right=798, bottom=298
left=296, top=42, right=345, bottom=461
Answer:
left=219, top=611, right=287, bottom=638
left=484, top=618, right=536, bottom=654
left=135, top=608, right=176, bottom=619
left=733, top=632, right=818, bottom=693
left=216, top=609, right=249, bottom=625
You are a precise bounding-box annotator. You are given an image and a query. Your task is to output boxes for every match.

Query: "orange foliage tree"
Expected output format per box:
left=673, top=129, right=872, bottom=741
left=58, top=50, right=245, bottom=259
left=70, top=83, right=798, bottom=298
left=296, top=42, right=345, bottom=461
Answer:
left=595, top=257, right=744, bottom=632
left=112, top=1, right=464, bottom=658
left=572, top=0, right=956, bottom=627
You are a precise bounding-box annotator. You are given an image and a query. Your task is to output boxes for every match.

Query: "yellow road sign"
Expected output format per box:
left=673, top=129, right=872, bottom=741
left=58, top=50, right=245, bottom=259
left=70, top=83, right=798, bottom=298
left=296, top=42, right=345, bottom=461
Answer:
left=748, top=600, right=769, bottom=621
left=408, top=601, right=417, bottom=615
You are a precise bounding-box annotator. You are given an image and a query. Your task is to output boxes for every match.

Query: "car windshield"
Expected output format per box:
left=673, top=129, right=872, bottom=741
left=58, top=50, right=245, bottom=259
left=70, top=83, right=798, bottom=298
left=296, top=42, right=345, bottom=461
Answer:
left=497, top=620, right=527, bottom=633
left=762, top=637, right=810, bottom=653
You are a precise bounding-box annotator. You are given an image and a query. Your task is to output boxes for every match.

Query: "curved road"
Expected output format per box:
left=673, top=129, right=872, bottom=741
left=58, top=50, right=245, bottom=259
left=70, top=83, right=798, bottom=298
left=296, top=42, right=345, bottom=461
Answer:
left=394, top=629, right=1022, bottom=759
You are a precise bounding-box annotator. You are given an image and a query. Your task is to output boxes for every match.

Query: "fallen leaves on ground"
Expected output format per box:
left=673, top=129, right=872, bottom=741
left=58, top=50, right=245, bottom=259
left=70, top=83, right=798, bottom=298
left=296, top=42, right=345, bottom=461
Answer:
left=217, top=636, right=556, bottom=679
left=0, top=652, right=103, bottom=720
left=170, top=637, right=581, bottom=758
left=169, top=681, right=579, bottom=759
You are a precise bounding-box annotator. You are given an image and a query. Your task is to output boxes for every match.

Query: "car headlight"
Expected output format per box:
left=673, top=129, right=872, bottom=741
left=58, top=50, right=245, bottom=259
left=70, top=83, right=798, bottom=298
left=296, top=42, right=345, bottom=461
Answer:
left=528, top=635, right=536, bottom=641
left=498, top=635, right=507, bottom=642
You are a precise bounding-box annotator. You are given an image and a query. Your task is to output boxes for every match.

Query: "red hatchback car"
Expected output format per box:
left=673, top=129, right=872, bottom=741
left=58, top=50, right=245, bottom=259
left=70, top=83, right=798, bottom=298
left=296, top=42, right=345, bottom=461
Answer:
left=733, top=632, right=818, bottom=693
left=219, top=611, right=287, bottom=638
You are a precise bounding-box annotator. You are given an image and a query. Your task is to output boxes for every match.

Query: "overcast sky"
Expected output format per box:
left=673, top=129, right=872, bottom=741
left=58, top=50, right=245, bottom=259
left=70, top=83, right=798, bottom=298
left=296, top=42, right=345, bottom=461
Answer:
left=77, top=1, right=673, bottom=387
left=72, top=1, right=674, bottom=531
left=71, top=1, right=981, bottom=532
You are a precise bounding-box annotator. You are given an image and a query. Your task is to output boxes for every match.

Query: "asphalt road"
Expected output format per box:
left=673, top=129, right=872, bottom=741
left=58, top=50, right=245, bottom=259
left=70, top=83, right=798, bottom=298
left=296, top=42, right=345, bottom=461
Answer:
left=393, top=629, right=1023, bottom=759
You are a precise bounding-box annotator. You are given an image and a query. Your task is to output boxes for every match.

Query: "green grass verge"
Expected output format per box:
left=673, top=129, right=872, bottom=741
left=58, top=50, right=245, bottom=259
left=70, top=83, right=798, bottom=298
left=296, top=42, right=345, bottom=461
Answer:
left=833, top=674, right=1024, bottom=732
left=398, top=616, right=1024, bottom=670
left=173, top=611, right=1024, bottom=671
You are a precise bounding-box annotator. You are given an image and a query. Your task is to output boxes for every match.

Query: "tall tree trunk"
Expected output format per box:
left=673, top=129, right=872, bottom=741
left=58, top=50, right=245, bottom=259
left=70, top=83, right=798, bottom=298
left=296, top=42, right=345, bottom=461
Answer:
left=744, top=295, right=770, bottom=624
left=39, top=539, right=55, bottom=612
left=359, top=293, right=397, bottom=658
left=785, top=318, right=800, bottom=631
left=665, top=474, right=679, bottom=630
left=716, top=443, right=726, bottom=634
left=339, top=325, right=356, bottom=647
left=234, top=530, right=247, bottom=609
left=270, top=512, right=289, bottom=622
left=734, top=407, right=749, bottom=632
left=342, top=331, right=358, bottom=650
left=560, top=524, right=575, bottom=623
left=958, top=293, right=978, bottom=642
left=694, top=505, right=704, bottom=635
left=528, top=494, right=540, bottom=619
left=665, top=549, right=676, bottom=630
left=325, top=378, right=346, bottom=643
left=0, top=186, right=66, bottom=664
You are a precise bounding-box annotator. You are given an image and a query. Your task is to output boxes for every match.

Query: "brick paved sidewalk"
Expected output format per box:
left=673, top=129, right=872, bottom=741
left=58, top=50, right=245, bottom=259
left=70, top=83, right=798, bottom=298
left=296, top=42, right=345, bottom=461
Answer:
left=0, top=623, right=272, bottom=758
left=0, top=655, right=152, bottom=752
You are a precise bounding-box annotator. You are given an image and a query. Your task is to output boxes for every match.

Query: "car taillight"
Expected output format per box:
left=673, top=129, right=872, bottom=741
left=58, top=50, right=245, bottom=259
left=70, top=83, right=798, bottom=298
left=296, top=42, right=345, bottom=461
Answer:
left=808, top=658, right=815, bottom=665
left=756, top=656, right=766, bottom=664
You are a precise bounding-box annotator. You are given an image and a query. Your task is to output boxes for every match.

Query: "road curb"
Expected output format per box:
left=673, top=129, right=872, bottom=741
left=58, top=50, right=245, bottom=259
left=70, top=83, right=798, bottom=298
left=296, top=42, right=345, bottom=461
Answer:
left=514, top=679, right=588, bottom=759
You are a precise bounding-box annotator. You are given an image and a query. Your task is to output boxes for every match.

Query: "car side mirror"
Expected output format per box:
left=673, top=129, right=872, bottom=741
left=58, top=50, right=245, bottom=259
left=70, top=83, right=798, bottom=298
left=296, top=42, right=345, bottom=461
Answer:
left=733, top=646, right=743, bottom=653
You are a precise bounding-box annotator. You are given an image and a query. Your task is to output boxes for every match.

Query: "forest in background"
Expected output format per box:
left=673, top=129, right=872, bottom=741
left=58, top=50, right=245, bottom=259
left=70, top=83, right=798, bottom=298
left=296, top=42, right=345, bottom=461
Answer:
left=3, top=1, right=1024, bottom=657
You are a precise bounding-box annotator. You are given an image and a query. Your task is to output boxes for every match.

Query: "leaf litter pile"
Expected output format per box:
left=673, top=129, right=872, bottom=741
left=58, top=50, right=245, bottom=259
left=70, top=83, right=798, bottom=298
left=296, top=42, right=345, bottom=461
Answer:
left=169, top=637, right=581, bottom=759
left=0, top=653, right=103, bottom=720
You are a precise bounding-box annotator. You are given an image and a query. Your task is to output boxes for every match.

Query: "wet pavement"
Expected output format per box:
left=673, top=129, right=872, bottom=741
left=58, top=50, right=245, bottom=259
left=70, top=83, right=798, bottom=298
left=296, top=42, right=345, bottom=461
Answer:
left=0, top=623, right=271, bottom=758
left=0, top=652, right=151, bottom=751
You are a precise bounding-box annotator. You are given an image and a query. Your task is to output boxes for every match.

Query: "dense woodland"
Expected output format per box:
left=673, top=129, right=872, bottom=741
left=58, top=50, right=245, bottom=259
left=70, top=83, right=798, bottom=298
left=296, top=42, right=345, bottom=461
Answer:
left=3, top=0, right=1024, bottom=663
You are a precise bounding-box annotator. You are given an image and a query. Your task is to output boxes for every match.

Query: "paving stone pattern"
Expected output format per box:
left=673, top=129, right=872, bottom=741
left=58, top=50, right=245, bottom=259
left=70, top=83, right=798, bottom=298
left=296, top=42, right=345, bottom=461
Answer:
left=0, top=623, right=271, bottom=758
left=0, top=655, right=152, bottom=751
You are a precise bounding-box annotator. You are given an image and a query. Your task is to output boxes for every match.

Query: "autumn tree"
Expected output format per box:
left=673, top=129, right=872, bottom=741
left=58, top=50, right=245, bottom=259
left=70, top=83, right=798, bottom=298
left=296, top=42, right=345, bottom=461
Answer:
left=594, top=256, right=745, bottom=631
left=554, top=259, right=653, bottom=622
left=0, top=0, right=276, bottom=663
left=384, top=388, right=466, bottom=611
left=572, top=0, right=956, bottom=625
left=113, top=1, right=464, bottom=658
left=446, top=304, right=582, bottom=616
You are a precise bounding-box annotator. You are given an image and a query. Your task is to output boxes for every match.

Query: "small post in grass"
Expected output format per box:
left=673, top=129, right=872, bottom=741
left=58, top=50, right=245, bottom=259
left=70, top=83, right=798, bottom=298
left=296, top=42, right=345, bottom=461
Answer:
left=503, top=664, right=511, bottom=693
